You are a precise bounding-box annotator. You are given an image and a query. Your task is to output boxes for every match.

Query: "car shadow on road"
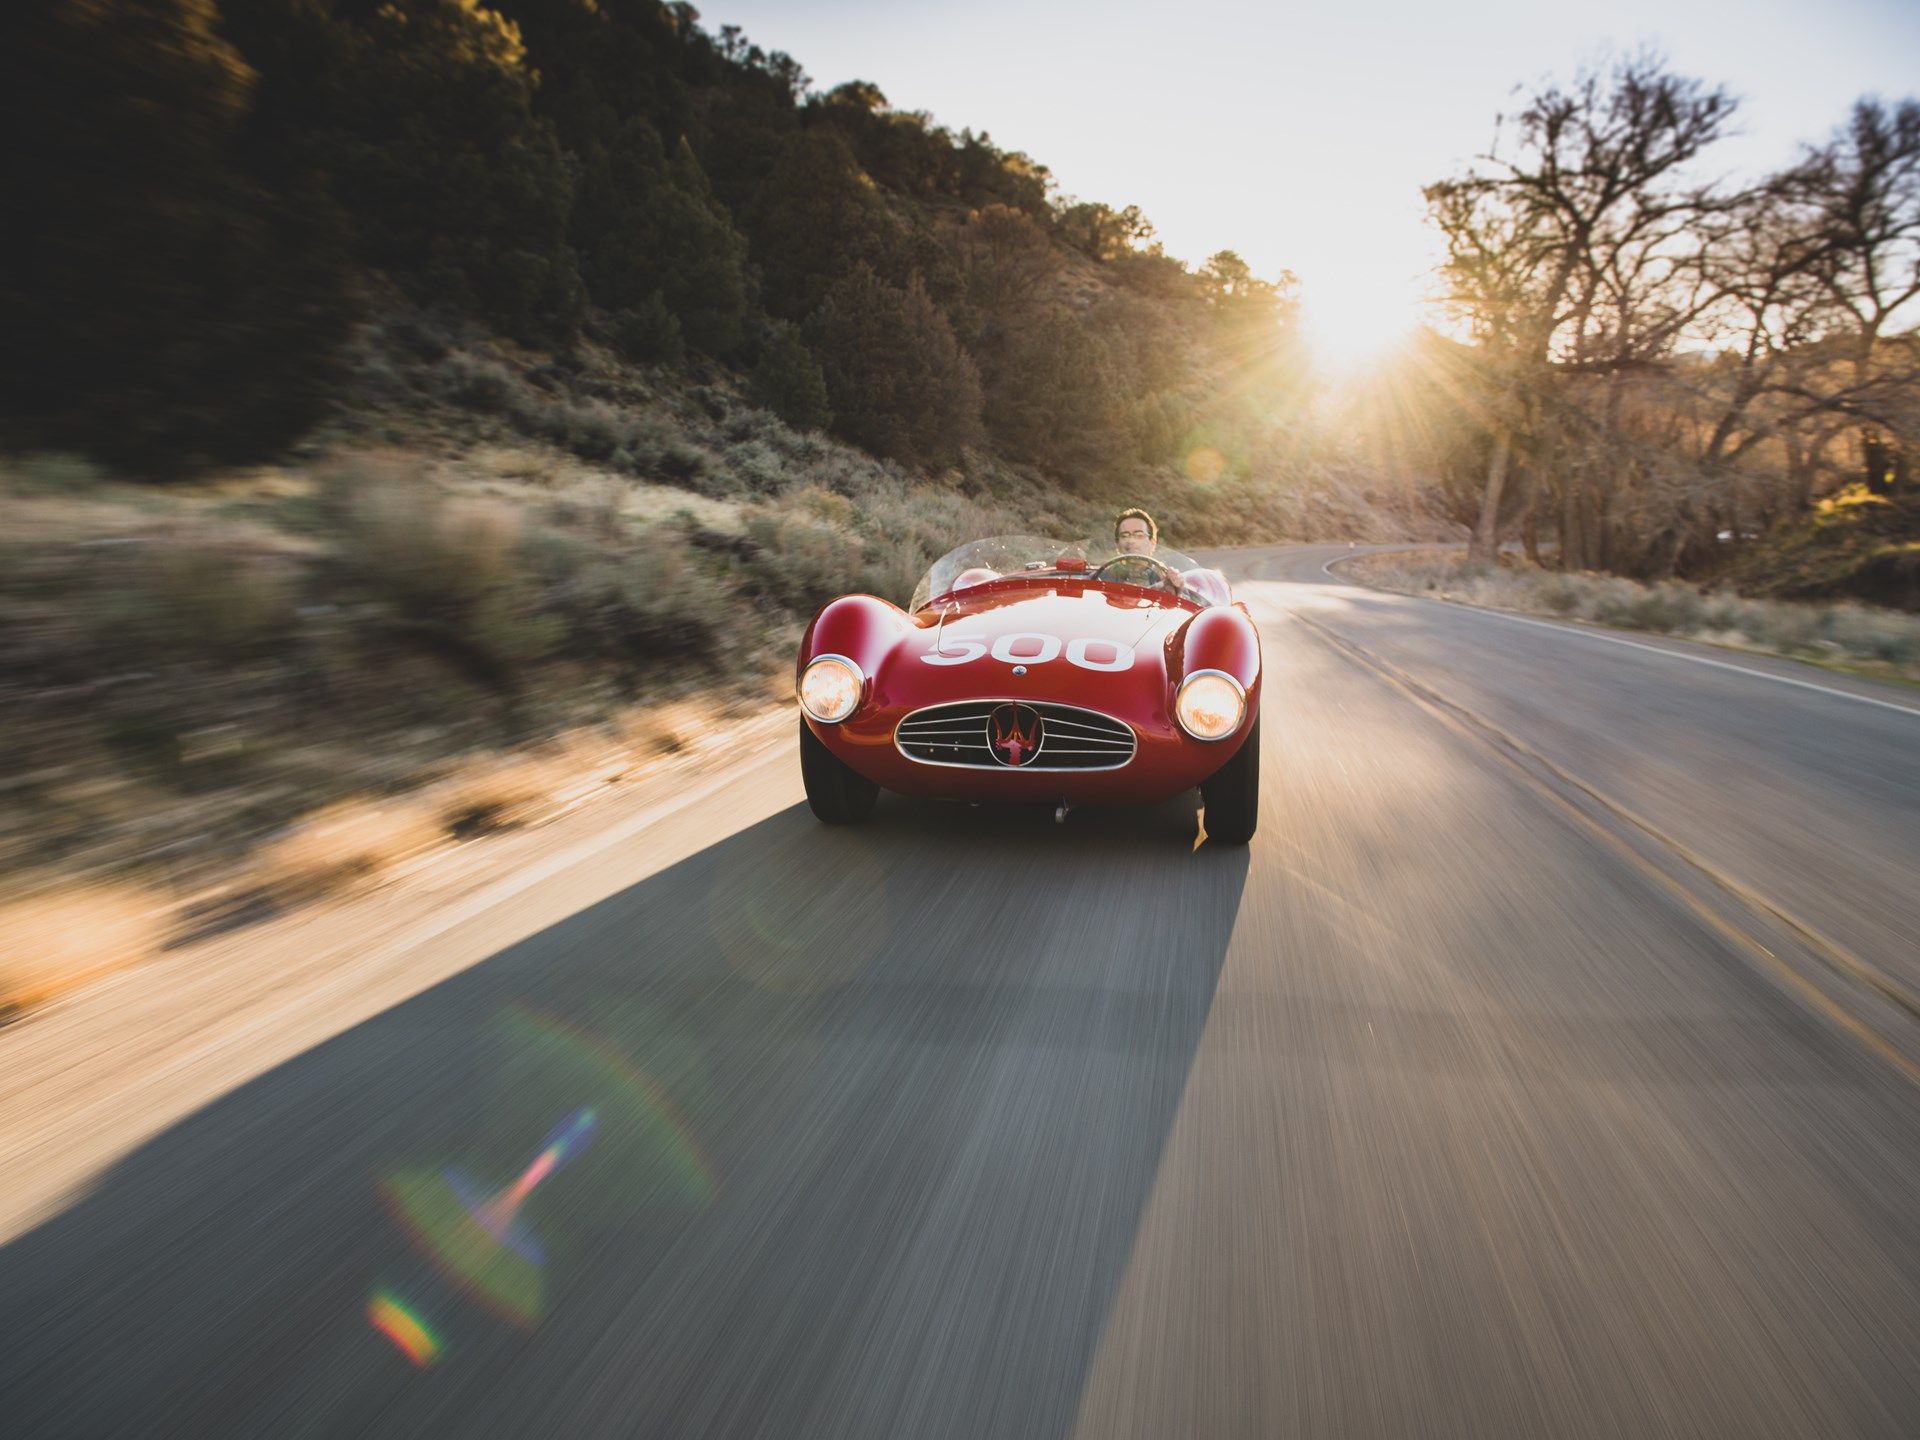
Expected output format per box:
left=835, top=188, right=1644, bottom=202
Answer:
left=0, top=799, right=1248, bottom=1440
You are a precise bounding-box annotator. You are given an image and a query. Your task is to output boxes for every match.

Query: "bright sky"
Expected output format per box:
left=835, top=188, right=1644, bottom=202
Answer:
left=704, top=0, right=1920, bottom=368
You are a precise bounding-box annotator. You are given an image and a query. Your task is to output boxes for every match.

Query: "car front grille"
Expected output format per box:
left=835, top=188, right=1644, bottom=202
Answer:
left=894, top=700, right=1136, bottom=771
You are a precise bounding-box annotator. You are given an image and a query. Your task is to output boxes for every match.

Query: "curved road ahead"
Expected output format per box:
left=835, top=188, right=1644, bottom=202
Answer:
left=5, top=545, right=1920, bottom=1438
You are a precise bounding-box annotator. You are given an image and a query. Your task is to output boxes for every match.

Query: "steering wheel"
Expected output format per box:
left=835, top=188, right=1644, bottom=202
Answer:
left=1091, top=553, right=1181, bottom=592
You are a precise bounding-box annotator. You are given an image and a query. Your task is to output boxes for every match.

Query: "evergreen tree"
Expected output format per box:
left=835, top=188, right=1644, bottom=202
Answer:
left=613, top=292, right=686, bottom=364
left=222, top=0, right=582, bottom=344
left=1, top=0, right=357, bottom=472
left=749, top=130, right=909, bottom=322
left=574, top=121, right=757, bottom=358
left=749, top=322, right=832, bottom=431
left=947, top=204, right=1062, bottom=350
left=808, top=265, right=981, bottom=467
left=984, top=312, right=1126, bottom=480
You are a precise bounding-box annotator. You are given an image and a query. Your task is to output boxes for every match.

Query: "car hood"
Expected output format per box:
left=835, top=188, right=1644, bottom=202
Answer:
left=864, top=583, right=1193, bottom=714
left=925, top=584, right=1181, bottom=652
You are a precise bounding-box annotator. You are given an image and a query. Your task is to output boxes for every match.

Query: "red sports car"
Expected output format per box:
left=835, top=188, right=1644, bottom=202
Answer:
left=794, top=535, right=1261, bottom=843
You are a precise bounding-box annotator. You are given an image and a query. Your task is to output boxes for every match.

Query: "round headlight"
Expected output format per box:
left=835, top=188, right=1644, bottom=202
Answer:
left=1175, top=669, right=1245, bottom=741
left=799, top=654, right=863, bottom=723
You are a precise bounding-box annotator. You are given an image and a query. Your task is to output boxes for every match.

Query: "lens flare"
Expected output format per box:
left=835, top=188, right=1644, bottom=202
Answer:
left=470, top=1106, right=600, bottom=1260
left=382, top=1168, right=548, bottom=1326
left=381, top=1104, right=603, bottom=1325
left=1184, top=445, right=1226, bottom=484
left=376, top=1006, right=721, bottom=1331
left=496, top=1006, right=717, bottom=1205
left=367, top=1289, right=443, bottom=1367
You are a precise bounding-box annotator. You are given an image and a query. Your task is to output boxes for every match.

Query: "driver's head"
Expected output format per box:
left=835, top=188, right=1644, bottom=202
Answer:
left=1114, top=508, right=1158, bottom=555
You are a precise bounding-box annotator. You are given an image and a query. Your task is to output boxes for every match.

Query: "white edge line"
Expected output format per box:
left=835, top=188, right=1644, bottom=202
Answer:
left=1316, top=553, right=1920, bottom=721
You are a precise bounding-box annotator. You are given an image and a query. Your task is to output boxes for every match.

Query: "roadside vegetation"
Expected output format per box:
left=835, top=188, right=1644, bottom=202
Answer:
left=0, top=348, right=1018, bottom=899
left=2, top=1, right=1459, bottom=1009
left=16, top=1, right=1916, bottom=1011
left=1713, top=484, right=1920, bottom=610
left=1, top=316, right=1433, bottom=1012
left=6, top=0, right=1330, bottom=489
left=1340, top=548, right=1920, bottom=683
left=1350, top=58, right=1920, bottom=588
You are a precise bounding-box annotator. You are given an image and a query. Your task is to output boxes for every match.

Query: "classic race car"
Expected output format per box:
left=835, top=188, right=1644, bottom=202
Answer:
left=794, top=535, right=1261, bottom=843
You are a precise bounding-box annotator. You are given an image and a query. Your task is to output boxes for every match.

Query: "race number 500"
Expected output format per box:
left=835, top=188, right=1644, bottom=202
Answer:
left=922, top=632, right=1133, bottom=672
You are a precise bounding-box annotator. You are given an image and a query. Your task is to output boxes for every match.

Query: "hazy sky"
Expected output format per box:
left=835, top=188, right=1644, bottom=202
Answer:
left=703, top=0, right=1920, bottom=360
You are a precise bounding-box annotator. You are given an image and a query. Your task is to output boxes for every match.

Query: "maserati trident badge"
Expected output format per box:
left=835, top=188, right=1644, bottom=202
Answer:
left=987, top=703, right=1043, bottom=767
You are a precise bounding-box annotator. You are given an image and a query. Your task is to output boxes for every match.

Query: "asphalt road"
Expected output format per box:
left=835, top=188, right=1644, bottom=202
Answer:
left=5, top=544, right=1920, bottom=1438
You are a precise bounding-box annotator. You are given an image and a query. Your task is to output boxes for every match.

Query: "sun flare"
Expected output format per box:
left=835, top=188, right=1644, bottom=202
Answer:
left=1299, top=274, right=1424, bottom=377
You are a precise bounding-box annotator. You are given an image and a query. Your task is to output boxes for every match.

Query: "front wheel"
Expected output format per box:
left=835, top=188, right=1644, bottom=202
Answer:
left=1200, top=716, right=1259, bottom=844
left=799, top=717, right=880, bottom=824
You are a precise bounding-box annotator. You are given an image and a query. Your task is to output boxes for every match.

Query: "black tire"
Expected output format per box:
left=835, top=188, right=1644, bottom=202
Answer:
left=799, top=716, right=880, bottom=823
left=1200, top=715, right=1259, bottom=844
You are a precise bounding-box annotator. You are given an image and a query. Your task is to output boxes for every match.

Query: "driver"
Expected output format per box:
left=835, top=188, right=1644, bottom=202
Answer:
left=1114, top=508, right=1159, bottom=556
left=1105, top=508, right=1188, bottom=596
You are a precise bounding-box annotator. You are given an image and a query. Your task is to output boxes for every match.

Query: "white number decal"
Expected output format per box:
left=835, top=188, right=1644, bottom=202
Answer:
left=921, top=632, right=987, bottom=665
left=1066, top=637, right=1133, bottom=672
left=921, top=631, right=1134, bottom=672
left=990, top=632, right=1062, bottom=664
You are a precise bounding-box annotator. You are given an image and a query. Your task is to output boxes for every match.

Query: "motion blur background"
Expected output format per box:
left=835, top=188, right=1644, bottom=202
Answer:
left=3, top=0, right=1917, bottom=1001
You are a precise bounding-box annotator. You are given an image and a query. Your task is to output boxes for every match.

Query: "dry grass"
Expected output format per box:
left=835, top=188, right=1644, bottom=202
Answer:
left=0, top=886, right=167, bottom=1016
left=1343, top=548, right=1920, bottom=681
left=620, top=699, right=705, bottom=757
left=1, top=334, right=1109, bottom=1000
left=249, top=800, right=445, bottom=908
left=430, top=756, right=564, bottom=838
left=162, top=689, right=750, bottom=949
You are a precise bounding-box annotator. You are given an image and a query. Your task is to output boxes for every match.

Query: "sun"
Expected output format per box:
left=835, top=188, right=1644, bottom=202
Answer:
left=1298, top=273, right=1423, bottom=377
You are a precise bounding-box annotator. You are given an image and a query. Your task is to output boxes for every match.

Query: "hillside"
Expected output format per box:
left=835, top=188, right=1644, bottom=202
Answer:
left=2, top=0, right=1461, bottom=910
left=1, top=303, right=1442, bottom=914
left=6, top=0, right=1339, bottom=499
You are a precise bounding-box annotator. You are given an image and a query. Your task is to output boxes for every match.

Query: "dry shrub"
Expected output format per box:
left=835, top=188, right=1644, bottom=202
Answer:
left=41, top=523, right=302, bottom=668
left=740, top=504, right=856, bottom=613
left=323, top=453, right=561, bottom=671
left=435, top=350, right=519, bottom=409
left=328, top=455, right=525, bottom=614
left=137, top=529, right=299, bottom=658
left=855, top=539, right=927, bottom=607
left=1825, top=604, right=1920, bottom=664
left=621, top=699, right=707, bottom=757
left=4, top=451, right=112, bottom=494
left=0, top=886, right=165, bottom=1013
left=1346, top=551, right=1920, bottom=678
left=558, top=526, right=729, bottom=662
left=431, top=757, right=561, bottom=838
left=251, top=800, right=442, bottom=907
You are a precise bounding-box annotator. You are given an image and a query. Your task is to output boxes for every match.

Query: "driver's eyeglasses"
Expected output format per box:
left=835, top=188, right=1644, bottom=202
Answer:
left=1118, top=529, right=1150, bottom=541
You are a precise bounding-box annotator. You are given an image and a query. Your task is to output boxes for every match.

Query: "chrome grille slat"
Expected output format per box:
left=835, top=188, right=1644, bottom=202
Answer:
left=894, top=699, right=1135, bottom=772
left=1038, top=715, right=1124, bottom=732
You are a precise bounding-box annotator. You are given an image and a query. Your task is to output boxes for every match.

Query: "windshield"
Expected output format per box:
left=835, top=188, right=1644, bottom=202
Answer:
left=910, top=535, right=1228, bottom=611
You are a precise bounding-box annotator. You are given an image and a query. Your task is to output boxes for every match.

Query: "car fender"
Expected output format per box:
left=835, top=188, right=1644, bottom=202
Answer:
left=798, top=595, right=913, bottom=713
left=1165, top=603, right=1262, bottom=749
left=1166, top=603, right=1261, bottom=692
